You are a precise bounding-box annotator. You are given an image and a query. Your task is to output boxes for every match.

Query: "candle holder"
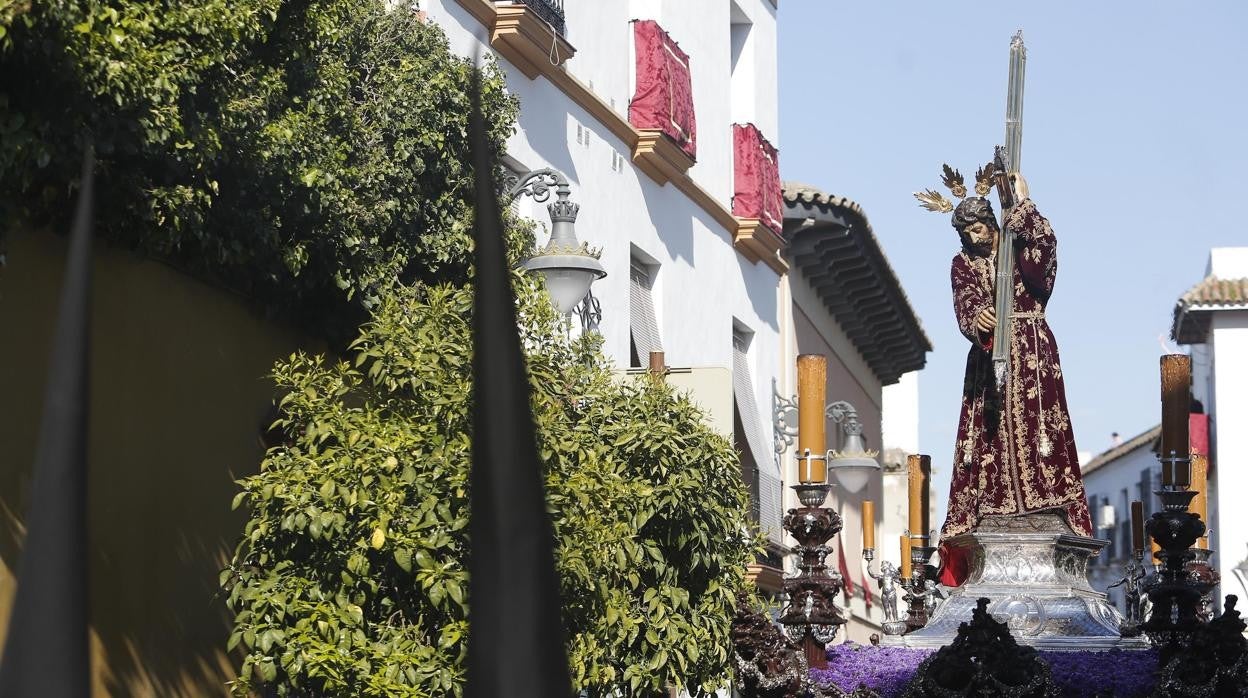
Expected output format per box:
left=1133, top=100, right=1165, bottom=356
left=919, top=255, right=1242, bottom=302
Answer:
left=1109, top=549, right=1147, bottom=637
left=863, top=548, right=908, bottom=636
left=795, top=449, right=828, bottom=493
left=1142, top=482, right=1206, bottom=647
left=778, top=482, right=844, bottom=669
left=1185, top=547, right=1220, bottom=623
left=902, top=532, right=938, bottom=632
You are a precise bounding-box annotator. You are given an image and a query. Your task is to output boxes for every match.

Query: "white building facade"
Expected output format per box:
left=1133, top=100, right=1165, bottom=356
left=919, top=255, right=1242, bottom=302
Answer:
left=422, top=0, right=935, bottom=646
left=420, top=0, right=791, bottom=547
left=1174, top=247, right=1248, bottom=604
left=1079, top=426, right=1162, bottom=612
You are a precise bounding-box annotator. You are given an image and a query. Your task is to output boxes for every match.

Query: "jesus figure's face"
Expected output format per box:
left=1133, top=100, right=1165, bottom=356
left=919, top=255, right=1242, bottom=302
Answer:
left=964, top=220, right=997, bottom=255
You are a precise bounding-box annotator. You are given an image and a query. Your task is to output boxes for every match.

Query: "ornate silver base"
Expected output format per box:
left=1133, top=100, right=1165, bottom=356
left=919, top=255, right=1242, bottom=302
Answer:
left=881, top=620, right=909, bottom=636
left=888, top=513, right=1151, bottom=651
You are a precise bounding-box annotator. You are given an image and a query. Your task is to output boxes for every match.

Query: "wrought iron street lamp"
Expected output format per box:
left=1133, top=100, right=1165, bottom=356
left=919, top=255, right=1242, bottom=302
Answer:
left=826, top=401, right=880, bottom=494
left=507, top=168, right=605, bottom=327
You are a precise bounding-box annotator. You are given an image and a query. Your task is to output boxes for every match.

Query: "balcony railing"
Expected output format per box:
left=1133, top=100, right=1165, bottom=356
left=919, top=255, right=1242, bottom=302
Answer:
left=512, top=0, right=565, bottom=36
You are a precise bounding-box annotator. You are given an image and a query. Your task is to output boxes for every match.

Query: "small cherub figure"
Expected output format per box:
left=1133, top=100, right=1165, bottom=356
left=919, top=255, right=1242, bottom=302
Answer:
left=922, top=579, right=942, bottom=617
left=866, top=559, right=902, bottom=623
left=1109, top=558, right=1147, bottom=632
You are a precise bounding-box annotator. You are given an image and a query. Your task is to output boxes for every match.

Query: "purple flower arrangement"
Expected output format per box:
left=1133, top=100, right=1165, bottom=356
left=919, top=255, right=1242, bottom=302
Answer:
left=1037, top=648, right=1160, bottom=697
left=810, top=643, right=1161, bottom=697
left=810, top=643, right=932, bottom=697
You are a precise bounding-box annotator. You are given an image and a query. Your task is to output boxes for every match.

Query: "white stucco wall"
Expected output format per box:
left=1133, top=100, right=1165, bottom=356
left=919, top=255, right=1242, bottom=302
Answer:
left=423, top=0, right=783, bottom=456
left=1081, top=442, right=1159, bottom=612
left=1209, top=311, right=1248, bottom=598
left=882, top=372, right=919, bottom=455
left=1207, top=247, right=1248, bottom=278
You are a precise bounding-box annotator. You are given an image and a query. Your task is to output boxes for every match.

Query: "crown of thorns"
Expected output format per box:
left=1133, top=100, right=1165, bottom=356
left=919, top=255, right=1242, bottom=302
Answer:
left=913, top=162, right=998, bottom=214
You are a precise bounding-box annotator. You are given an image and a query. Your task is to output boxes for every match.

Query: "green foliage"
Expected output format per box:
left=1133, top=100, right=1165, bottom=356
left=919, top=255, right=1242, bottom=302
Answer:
left=0, top=0, right=520, bottom=335
left=224, top=278, right=757, bottom=696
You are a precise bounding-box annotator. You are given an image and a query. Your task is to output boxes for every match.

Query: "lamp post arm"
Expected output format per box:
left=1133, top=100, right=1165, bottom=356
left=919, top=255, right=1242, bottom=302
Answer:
left=505, top=167, right=570, bottom=203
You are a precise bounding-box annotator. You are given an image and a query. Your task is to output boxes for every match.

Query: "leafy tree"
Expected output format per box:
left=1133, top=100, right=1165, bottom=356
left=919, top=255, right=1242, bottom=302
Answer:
left=0, top=0, right=518, bottom=337
left=224, top=278, right=757, bottom=696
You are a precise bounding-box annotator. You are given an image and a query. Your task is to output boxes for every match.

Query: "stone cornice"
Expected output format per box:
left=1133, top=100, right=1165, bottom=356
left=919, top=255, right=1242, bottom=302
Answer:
left=631, top=129, right=694, bottom=185
left=733, top=218, right=788, bottom=275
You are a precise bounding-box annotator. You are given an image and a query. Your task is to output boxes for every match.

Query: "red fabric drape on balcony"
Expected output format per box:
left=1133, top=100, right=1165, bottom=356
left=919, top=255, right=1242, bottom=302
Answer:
left=1190, top=413, right=1209, bottom=464
left=732, top=123, right=782, bottom=235
left=629, top=20, right=696, bottom=160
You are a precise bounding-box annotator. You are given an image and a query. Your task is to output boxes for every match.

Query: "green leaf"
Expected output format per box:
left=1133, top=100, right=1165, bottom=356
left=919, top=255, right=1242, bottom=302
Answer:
left=394, top=548, right=412, bottom=572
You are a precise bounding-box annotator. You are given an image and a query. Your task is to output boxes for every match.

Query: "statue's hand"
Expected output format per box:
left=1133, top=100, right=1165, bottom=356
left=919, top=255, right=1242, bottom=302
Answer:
left=974, top=307, right=997, bottom=333
left=1010, top=172, right=1030, bottom=201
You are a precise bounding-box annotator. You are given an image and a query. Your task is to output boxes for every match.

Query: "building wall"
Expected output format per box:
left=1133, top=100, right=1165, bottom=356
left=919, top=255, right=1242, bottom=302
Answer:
left=1184, top=247, right=1248, bottom=607
left=1209, top=310, right=1248, bottom=596
left=0, top=231, right=316, bottom=696
left=1081, top=443, right=1158, bottom=612
left=882, top=372, right=919, bottom=455
left=425, top=0, right=783, bottom=447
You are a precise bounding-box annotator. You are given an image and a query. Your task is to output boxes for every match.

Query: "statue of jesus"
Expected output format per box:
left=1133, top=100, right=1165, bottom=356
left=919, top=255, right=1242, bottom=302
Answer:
left=916, top=166, right=1093, bottom=586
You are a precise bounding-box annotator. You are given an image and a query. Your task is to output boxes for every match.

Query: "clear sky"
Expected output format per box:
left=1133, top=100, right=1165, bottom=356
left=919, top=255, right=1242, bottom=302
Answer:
left=777, top=2, right=1248, bottom=522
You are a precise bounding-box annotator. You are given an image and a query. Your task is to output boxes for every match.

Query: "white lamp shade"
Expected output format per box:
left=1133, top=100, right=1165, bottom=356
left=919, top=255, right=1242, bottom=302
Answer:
left=831, top=462, right=875, bottom=493
left=539, top=267, right=597, bottom=314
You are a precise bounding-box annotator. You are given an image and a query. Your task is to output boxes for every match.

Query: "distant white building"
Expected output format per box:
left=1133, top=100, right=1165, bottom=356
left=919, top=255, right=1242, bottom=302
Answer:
left=1173, top=247, right=1248, bottom=604
left=1079, top=425, right=1161, bottom=612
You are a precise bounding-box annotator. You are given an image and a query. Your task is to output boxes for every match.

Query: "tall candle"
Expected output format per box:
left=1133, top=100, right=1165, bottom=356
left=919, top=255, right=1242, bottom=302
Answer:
left=908, top=454, right=931, bottom=544
left=797, top=354, right=827, bottom=483
left=900, top=534, right=912, bottom=579
left=1192, top=453, right=1209, bottom=548
left=862, top=500, right=875, bottom=551
left=1130, top=500, right=1144, bottom=552
left=1159, top=354, right=1191, bottom=486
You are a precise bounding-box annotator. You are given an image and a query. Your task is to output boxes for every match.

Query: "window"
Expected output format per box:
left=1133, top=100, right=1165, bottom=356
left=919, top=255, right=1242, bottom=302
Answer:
left=729, top=1, right=754, bottom=125
left=629, top=258, right=662, bottom=368
left=1140, top=467, right=1157, bottom=518
left=733, top=326, right=781, bottom=544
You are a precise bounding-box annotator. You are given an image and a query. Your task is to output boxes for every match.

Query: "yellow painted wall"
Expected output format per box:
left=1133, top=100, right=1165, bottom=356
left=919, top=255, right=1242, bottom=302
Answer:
left=0, top=230, right=318, bottom=696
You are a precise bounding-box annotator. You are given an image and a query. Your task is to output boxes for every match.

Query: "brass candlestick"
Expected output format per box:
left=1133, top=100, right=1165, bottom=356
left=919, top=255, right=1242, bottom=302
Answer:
left=778, top=482, right=844, bottom=668
left=778, top=354, right=844, bottom=669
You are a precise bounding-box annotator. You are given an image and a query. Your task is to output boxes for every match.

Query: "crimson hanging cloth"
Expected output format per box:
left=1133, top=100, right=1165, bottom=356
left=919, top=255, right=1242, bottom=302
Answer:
left=837, top=535, right=855, bottom=600
left=732, top=123, right=782, bottom=236
left=861, top=569, right=873, bottom=609
left=629, top=20, right=696, bottom=160
left=1190, top=413, right=1209, bottom=464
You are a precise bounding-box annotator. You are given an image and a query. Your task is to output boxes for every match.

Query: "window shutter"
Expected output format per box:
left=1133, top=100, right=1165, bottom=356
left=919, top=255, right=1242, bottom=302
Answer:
left=733, top=333, right=781, bottom=544
left=629, top=262, right=662, bottom=359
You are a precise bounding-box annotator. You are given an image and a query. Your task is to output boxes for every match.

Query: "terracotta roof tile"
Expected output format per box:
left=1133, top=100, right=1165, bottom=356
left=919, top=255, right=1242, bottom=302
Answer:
left=1171, top=276, right=1248, bottom=344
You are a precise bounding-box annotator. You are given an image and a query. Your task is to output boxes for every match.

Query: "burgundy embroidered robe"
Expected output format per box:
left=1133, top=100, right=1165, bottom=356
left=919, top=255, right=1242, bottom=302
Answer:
left=938, top=199, right=1093, bottom=584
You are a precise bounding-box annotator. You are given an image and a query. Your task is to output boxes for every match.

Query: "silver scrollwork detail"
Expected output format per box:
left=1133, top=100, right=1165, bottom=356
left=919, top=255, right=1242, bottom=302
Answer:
left=505, top=168, right=567, bottom=204
left=575, top=289, right=602, bottom=333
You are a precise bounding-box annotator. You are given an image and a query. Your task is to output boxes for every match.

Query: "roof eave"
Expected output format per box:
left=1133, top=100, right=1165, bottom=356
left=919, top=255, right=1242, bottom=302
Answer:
left=781, top=182, right=932, bottom=384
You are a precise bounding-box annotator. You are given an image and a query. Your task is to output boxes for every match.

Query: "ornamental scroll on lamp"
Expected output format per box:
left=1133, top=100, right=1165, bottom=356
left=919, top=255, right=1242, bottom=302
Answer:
left=773, top=372, right=881, bottom=495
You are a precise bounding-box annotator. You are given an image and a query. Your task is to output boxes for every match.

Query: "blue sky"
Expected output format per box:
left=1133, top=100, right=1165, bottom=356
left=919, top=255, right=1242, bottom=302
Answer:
left=778, top=2, right=1248, bottom=517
